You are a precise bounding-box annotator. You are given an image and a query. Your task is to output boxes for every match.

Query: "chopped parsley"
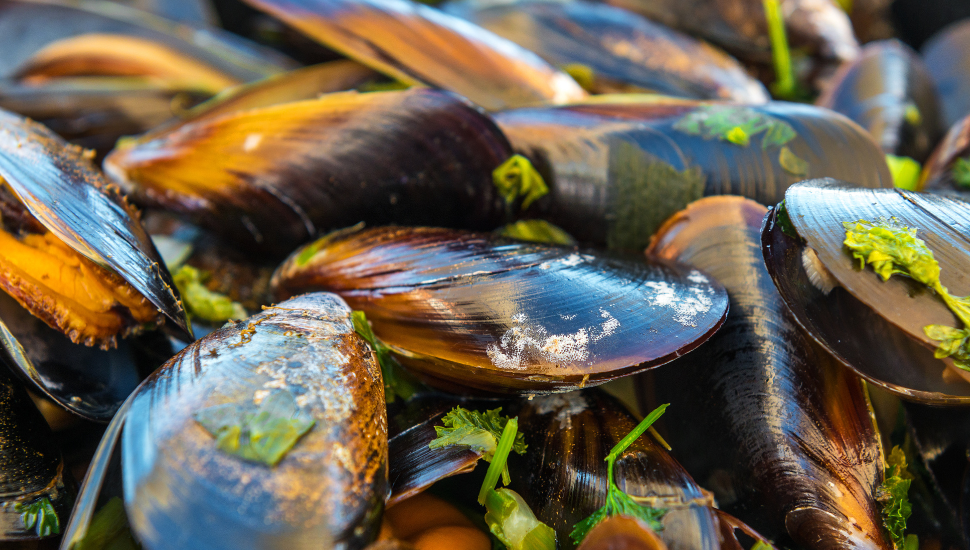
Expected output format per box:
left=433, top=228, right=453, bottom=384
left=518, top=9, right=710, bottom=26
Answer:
left=843, top=218, right=970, bottom=371
left=16, top=497, right=59, bottom=537
left=496, top=220, right=575, bottom=245
left=952, top=157, right=970, bottom=189
left=570, top=404, right=670, bottom=546
left=493, top=155, right=549, bottom=211
left=876, top=446, right=914, bottom=549
left=352, top=311, right=424, bottom=402
left=172, top=265, right=246, bottom=323
left=779, top=146, right=808, bottom=176
left=886, top=155, right=921, bottom=191
left=673, top=106, right=797, bottom=150
left=429, top=407, right=527, bottom=485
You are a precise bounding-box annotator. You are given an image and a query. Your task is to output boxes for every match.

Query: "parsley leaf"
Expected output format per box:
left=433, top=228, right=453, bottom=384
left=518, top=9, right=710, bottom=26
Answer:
left=876, top=446, right=913, bottom=549
left=952, top=157, right=970, bottom=189
left=673, top=106, right=797, bottom=149
left=352, top=311, right=424, bottom=402
left=493, top=155, right=549, bottom=211
left=429, top=407, right=527, bottom=485
left=16, top=497, right=59, bottom=537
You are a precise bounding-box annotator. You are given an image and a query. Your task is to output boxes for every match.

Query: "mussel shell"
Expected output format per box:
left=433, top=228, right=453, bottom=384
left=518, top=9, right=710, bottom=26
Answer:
left=923, top=19, right=970, bottom=129
left=575, top=515, right=668, bottom=550
left=508, top=389, right=721, bottom=550
left=0, top=108, right=190, bottom=337
left=494, top=99, right=892, bottom=251
left=0, top=364, right=75, bottom=540
left=0, top=292, right=169, bottom=421
left=920, top=113, right=970, bottom=195
left=104, top=89, right=513, bottom=257
left=239, top=0, right=587, bottom=111
left=761, top=179, right=970, bottom=403
left=0, top=0, right=294, bottom=81
left=816, top=39, right=942, bottom=162
left=641, top=195, right=890, bottom=550
left=443, top=0, right=769, bottom=103
left=272, top=226, right=728, bottom=394
left=120, top=293, right=387, bottom=550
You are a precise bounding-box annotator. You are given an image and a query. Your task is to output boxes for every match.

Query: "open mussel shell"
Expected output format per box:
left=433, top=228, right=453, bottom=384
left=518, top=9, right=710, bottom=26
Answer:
left=442, top=0, right=769, bottom=103
left=272, top=226, right=728, bottom=394
left=495, top=99, right=892, bottom=252
left=0, top=108, right=189, bottom=337
left=239, top=0, right=587, bottom=111
left=594, top=0, right=857, bottom=90
left=923, top=19, right=970, bottom=129
left=105, top=89, right=513, bottom=257
left=62, top=293, right=388, bottom=550
left=508, top=389, right=765, bottom=550
left=0, top=363, right=76, bottom=540
left=0, top=292, right=169, bottom=421
left=761, top=178, right=970, bottom=403
left=920, top=113, right=970, bottom=195
left=816, top=39, right=942, bottom=162
left=0, top=0, right=294, bottom=82
left=640, top=195, right=891, bottom=550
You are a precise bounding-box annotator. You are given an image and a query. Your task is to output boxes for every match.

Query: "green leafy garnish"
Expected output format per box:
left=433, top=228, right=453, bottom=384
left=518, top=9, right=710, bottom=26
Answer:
left=877, top=446, right=913, bottom=549
left=496, top=220, right=576, bottom=245
left=673, top=106, right=797, bottom=149
left=71, top=497, right=140, bottom=550
left=479, top=418, right=556, bottom=550
left=16, top=497, right=59, bottom=537
left=951, top=157, right=970, bottom=189
left=172, top=265, right=247, bottom=323
left=779, top=146, right=808, bottom=176
left=493, top=155, right=549, bottom=211
left=886, top=155, right=922, bottom=191
left=430, top=407, right=527, bottom=486
left=763, top=0, right=797, bottom=99
left=194, top=388, right=315, bottom=466
left=352, top=310, right=424, bottom=402
left=775, top=201, right=799, bottom=239
left=562, top=63, right=596, bottom=92
left=904, top=104, right=922, bottom=126
left=843, top=219, right=970, bottom=371
left=570, top=404, right=670, bottom=546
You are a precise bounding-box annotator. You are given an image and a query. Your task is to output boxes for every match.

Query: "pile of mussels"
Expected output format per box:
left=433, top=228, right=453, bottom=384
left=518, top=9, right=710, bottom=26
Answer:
left=2, top=0, right=970, bottom=549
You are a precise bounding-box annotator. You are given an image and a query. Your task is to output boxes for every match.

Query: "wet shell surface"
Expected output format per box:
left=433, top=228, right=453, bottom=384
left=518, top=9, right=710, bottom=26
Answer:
left=761, top=178, right=970, bottom=403
left=272, top=226, right=728, bottom=394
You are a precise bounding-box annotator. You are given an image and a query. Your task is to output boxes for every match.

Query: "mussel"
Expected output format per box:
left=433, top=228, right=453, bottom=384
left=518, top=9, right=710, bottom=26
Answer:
left=922, top=19, right=970, bottom=129
left=63, top=293, right=387, bottom=550
left=272, top=225, right=728, bottom=394
left=104, top=89, right=515, bottom=256
left=816, top=39, right=942, bottom=163
left=919, top=113, right=970, bottom=196
left=640, top=195, right=890, bottom=550
left=494, top=98, right=892, bottom=251
left=443, top=0, right=769, bottom=103
left=761, top=178, right=970, bottom=403
left=239, top=0, right=588, bottom=110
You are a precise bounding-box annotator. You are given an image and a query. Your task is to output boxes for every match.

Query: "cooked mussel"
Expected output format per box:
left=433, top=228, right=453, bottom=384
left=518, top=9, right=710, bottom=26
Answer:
left=443, top=0, right=769, bottom=103
left=507, top=388, right=773, bottom=550
left=272, top=225, right=728, bottom=394
left=816, top=39, right=942, bottom=163
left=238, top=0, right=587, bottom=111
left=919, top=113, right=970, bottom=195
left=104, top=89, right=514, bottom=257
left=63, top=292, right=387, bottom=550
left=761, top=178, right=970, bottom=403
left=494, top=98, right=892, bottom=251
left=922, top=19, right=970, bottom=129
left=640, top=195, right=891, bottom=550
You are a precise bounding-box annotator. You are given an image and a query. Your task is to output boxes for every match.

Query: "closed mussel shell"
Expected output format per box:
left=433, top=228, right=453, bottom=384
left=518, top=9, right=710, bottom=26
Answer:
left=495, top=99, right=892, bottom=252
left=923, top=19, right=970, bottom=129
left=443, top=0, right=769, bottom=103
left=817, top=39, right=942, bottom=163
left=239, top=0, right=587, bottom=111
left=117, top=293, right=387, bottom=550
left=0, top=363, right=75, bottom=540
left=508, top=389, right=725, bottom=550
left=640, top=196, right=890, bottom=550
left=761, top=179, right=970, bottom=403
left=104, top=89, right=513, bottom=257
left=272, top=226, right=728, bottom=394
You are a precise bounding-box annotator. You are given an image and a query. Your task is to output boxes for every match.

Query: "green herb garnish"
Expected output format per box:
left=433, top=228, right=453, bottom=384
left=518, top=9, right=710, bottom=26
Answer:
left=496, top=220, right=576, bottom=245
left=569, top=404, right=670, bottom=546
left=877, top=446, right=913, bottom=549
left=952, top=157, right=970, bottom=189
left=71, top=497, right=140, bottom=550
left=194, top=388, right=315, bottom=466
left=352, top=310, right=424, bottom=402
left=673, top=106, right=797, bottom=150
left=763, top=0, right=797, bottom=99
left=562, top=63, right=596, bottom=92
left=779, top=146, right=808, bottom=176
left=430, top=407, right=527, bottom=486
left=480, top=418, right=557, bottom=550
left=493, top=155, right=549, bottom=211
left=843, top=219, right=970, bottom=370
left=16, top=497, right=59, bottom=537
left=172, top=265, right=247, bottom=323
left=886, top=155, right=921, bottom=191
